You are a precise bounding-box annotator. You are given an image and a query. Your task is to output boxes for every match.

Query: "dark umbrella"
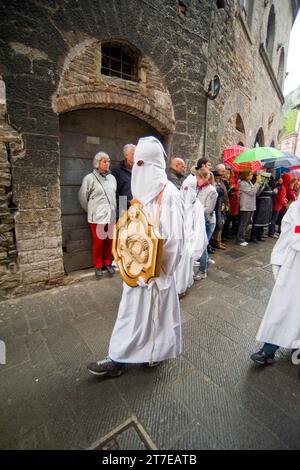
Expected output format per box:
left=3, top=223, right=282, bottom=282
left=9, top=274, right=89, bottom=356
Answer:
left=263, top=153, right=300, bottom=169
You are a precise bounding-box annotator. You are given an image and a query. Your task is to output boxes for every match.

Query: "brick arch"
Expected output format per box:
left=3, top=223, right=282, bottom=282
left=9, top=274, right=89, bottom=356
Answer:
left=53, top=91, right=174, bottom=136
left=52, top=39, right=175, bottom=136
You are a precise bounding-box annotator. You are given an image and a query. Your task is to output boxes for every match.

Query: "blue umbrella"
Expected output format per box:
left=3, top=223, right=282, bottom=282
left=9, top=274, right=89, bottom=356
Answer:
left=263, top=152, right=300, bottom=169
left=275, top=167, right=290, bottom=179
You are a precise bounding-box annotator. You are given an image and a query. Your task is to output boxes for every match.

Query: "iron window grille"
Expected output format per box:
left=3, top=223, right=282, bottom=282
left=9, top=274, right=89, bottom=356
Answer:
left=101, top=46, right=138, bottom=82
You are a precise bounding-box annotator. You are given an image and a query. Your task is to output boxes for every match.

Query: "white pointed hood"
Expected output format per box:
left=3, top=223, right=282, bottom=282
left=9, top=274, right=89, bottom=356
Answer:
left=131, top=136, right=168, bottom=205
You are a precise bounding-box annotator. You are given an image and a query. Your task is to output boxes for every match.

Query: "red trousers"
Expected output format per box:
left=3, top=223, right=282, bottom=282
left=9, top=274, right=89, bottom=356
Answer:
left=89, top=223, right=113, bottom=269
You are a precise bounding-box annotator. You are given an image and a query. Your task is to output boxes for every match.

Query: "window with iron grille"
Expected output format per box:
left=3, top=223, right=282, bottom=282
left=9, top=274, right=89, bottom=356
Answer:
left=101, top=45, right=138, bottom=82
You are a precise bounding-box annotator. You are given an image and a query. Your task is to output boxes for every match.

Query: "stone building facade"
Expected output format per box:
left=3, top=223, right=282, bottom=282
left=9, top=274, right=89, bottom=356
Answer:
left=0, top=0, right=299, bottom=298
left=279, top=103, right=300, bottom=156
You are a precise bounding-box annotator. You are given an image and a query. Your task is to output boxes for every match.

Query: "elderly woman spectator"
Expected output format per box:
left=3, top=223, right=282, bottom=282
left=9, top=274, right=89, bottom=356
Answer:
left=79, top=151, right=117, bottom=278
left=237, top=170, right=262, bottom=246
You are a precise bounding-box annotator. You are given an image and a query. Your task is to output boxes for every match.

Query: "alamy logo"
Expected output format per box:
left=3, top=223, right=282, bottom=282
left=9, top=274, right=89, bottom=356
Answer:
left=292, top=349, right=300, bottom=366
left=0, top=340, right=6, bottom=365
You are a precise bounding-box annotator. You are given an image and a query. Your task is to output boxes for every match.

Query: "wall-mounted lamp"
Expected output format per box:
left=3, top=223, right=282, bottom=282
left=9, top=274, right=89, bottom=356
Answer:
left=207, top=75, right=221, bottom=100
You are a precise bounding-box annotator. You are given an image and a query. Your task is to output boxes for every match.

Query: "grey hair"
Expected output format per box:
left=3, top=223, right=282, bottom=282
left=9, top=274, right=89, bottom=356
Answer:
left=93, top=151, right=109, bottom=169
left=215, top=163, right=225, bottom=171
left=123, top=144, right=135, bottom=158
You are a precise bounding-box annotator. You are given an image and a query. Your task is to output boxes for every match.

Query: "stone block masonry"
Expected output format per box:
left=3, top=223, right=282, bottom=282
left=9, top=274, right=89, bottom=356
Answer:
left=0, top=0, right=297, bottom=297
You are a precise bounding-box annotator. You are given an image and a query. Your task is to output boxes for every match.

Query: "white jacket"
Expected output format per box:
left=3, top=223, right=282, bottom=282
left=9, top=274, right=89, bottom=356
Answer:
left=196, top=183, right=218, bottom=224
left=79, top=170, right=117, bottom=224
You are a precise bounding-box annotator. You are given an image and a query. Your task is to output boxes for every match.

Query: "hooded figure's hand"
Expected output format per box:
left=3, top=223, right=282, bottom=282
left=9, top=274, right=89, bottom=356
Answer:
left=272, top=264, right=280, bottom=280
left=137, top=276, right=154, bottom=289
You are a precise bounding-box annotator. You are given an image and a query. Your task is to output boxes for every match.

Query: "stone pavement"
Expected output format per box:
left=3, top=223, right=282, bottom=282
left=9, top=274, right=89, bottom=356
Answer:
left=0, top=238, right=300, bottom=450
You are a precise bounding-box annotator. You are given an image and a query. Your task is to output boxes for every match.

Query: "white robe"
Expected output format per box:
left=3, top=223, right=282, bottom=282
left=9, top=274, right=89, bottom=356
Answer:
left=109, top=182, right=184, bottom=363
left=256, top=197, right=300, bottom=349
left=175, top=174, right=208, bottom=295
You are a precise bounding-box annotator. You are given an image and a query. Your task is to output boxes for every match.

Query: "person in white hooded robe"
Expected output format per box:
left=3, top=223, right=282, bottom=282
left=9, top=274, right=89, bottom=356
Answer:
left=250, top=188, right=300, bottom=366
left=175, top=173, right=207, bottom=297
left=87, top=136, right=184, bottom=376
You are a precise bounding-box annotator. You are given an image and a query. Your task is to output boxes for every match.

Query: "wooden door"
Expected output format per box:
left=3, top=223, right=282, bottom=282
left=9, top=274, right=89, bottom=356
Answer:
left=59, top=108, right=162, bottom=272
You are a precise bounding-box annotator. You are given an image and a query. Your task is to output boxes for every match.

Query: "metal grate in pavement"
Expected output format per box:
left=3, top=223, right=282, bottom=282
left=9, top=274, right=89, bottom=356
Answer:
left=88, top=416, right=157, bottom=450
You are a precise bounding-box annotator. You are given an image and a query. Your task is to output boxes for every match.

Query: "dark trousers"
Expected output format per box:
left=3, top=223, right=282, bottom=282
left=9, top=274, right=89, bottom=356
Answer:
left=262, top=343, right=279, bottom=357
left=251, top=225, right=264, bottom=241
left=237, top=211, right=253, bottom=243
left=269, top=210, right=279, bottom=235
left=277, top=212, right=285, bottom=234
left=223, top=214, right=239, bottom=237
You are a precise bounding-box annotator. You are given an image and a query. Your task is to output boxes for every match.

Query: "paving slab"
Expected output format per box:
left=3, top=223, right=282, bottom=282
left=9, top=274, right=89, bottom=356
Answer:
left=0, top=239, right=299, bottom=449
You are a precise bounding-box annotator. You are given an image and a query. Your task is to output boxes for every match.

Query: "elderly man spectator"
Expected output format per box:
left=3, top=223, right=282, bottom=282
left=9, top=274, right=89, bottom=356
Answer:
left=167, top=156, right=186, bottom=190
left=79, top=151, right=117, bottom=278
left=215, top=163, right=229, bottom=208
left=112, top=144, right=135, bottom=216
left=211, top=163, right=229, bottom=249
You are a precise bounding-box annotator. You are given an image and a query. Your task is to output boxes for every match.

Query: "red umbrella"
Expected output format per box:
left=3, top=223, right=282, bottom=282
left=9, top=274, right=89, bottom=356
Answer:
left=223, top=145, right=262, bottom=172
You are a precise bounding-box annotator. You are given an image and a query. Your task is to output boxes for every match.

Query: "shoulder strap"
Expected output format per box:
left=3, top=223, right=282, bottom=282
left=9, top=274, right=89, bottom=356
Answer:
left=155, top=186, right=165, bottom=227
left=93, top=170, right=112, bottom=207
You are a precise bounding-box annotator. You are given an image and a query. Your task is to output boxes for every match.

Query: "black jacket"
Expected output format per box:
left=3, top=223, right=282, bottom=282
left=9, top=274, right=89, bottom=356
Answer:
left=111, top=161, right=132, bottom=212
left=253, top=183, right=273, bottom=227
left=167, top=168, right=184, bottom=190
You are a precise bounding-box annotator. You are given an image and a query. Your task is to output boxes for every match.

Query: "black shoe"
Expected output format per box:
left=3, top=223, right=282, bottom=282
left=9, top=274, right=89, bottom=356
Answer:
left=106, top=264, right=116, bottom=275
left=249, top=239, right=258, bottom=244
left=87, top=357, right=123, bottom=376
left=143, top=361, right=161, bottom=368
left=250, top=350, right=275, bottom=365
left=257, top=238, right=266, bottom=242
left=95, top=268, right=103, bottom=278
left=207, top=245, right=216, bottom=254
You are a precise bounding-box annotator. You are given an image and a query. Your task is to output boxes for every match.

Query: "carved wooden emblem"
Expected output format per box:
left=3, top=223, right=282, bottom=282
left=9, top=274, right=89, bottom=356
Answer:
left=112, top=199, right=163, bottom=287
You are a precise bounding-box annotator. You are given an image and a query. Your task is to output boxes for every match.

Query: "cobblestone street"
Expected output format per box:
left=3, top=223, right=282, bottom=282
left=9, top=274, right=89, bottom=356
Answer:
left=1, top=239, right=300, bottom=450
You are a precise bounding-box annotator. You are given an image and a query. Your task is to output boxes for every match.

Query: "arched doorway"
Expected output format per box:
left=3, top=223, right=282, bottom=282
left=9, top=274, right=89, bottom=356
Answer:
left=254, top=127, right=265, bottom=147
left=221, top=113, right=246, bottom=153
left=277, top=48, right=285, bottom=89
left=60, top=108, right=163, bottom=272
left=266, top=5, right=276, bottom=61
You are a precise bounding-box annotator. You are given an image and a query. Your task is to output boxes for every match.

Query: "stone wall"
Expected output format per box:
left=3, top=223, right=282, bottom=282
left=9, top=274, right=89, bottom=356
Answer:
left=0, top=0, right=298, bottom=297
left=53, top=39, right=175, bottom=136
left=205, top=0, right=296, bottom=164
left=0, top=77, right=23, bottom=299
left=0, top=0, right=213, bottom=297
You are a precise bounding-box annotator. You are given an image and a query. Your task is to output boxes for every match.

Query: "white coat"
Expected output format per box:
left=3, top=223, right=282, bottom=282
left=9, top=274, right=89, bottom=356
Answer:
left=175, top=174, right=208, bottom=295
left=109, top=181, right=184, bottom=363
left=256, top=196, right=300, bottom=349
left=78, top=170, right=117, bottom=224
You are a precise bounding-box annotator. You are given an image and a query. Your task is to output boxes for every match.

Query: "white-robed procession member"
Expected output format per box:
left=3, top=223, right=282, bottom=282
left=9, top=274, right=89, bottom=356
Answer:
left=175, top=173, right=207, bottom=298
left=87, top=136, right=184, bottom=376
left=251, top=188, right=300, bottom=365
